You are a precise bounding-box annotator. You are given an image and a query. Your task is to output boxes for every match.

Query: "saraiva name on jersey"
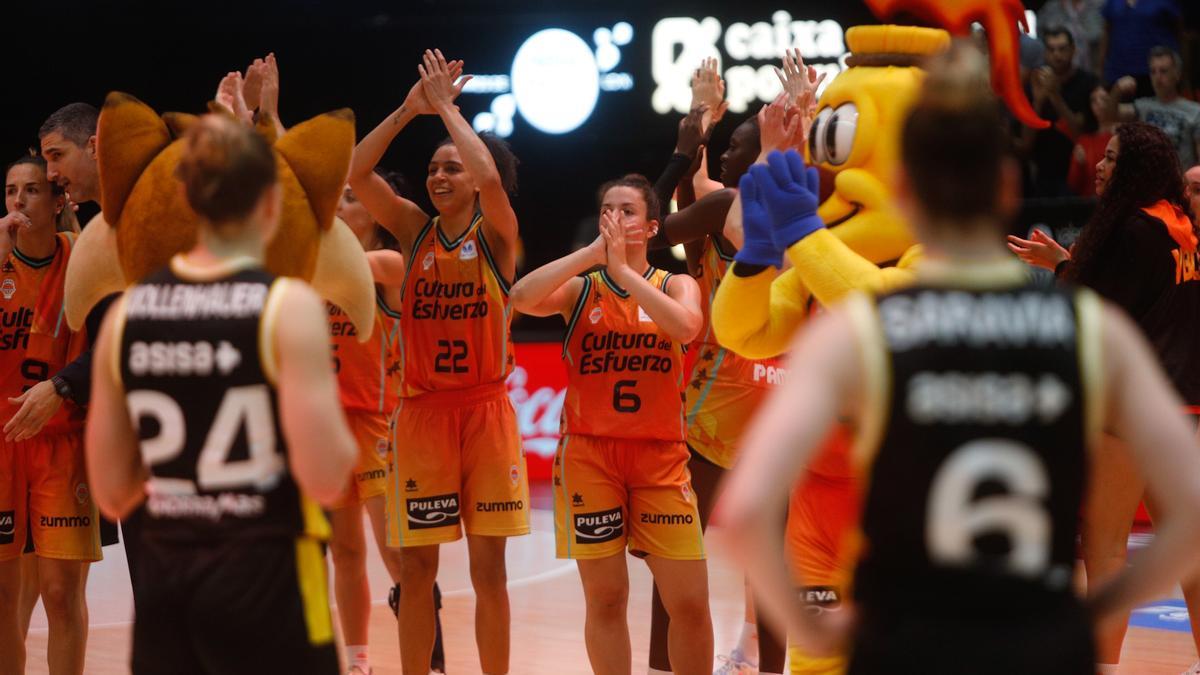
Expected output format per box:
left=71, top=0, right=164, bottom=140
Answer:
left=879, top=291, right=1075, bottom=352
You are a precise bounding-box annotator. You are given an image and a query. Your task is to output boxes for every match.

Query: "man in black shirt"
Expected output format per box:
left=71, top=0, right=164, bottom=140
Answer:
left=1020, top=27, right=1099, bottom=197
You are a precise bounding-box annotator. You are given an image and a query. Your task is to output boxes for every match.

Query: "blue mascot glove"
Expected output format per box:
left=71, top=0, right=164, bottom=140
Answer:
left=755, top=150, right=824, bottom=248
left=733, top=170, right=785, bottom=268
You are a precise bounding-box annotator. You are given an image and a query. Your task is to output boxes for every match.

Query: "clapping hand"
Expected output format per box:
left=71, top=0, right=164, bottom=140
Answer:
left=690, top=57, right=728, bottom=124
left=215, top=71, right=253, bottom=124
left=418, top=49, right=473, bottom=115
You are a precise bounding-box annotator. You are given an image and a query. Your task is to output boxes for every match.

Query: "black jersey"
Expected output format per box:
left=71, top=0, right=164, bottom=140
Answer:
left=851, top=271, right=1095, bottom=619
left=117, top=259, right=322, bottom=543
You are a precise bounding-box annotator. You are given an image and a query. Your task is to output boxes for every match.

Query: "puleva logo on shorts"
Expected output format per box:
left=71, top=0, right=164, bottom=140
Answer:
left=0, top=510, right=14, bottom=545
left=406, top=493, right=461, bottom=530
left=799, top=585, right=842, bottom=613
left=573, top=507, right=623, bottom=544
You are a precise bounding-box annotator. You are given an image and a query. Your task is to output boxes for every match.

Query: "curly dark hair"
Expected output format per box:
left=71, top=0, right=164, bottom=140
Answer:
left=1063, top=122, right=1186, bottom=284
left=437, top=132, right=519, bottom=196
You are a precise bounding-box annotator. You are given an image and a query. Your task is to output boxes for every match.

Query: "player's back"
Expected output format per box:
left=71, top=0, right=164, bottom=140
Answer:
left=848, top=265, right=1096, bottom=674
left=118, top=259, right=324, bottom=544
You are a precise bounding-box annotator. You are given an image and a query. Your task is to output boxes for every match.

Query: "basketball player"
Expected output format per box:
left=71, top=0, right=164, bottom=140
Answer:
left=348, top=49, right=527, bottom=675
left=509, top=175, right=714, bottom=674
left=717, top=43, right=1200, bottom=674
left=85, top=115, right=357, bottom=674
left=0, top=155, right=95, bottom=675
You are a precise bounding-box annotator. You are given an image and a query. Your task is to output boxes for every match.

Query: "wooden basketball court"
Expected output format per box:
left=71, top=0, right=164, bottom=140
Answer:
left=21, top=508, right=1198, bottom=674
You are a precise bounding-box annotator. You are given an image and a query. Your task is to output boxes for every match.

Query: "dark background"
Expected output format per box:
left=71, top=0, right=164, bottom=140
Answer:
left=5, top=0, right=1199, bottom=332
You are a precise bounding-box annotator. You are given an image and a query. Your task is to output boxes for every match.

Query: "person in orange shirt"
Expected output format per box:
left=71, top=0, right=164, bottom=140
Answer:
left=0, top=155, right=96, bottom=675
left=348, top=50, right=527, bottom=675
left=510, top=175, right=713, bottom=674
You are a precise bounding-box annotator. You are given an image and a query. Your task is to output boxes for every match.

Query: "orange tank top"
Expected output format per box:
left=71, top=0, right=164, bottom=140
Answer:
left=0, top=237, right=82, bottom=434
left=561, top=268, right=686, bottom=441
left=397, top=214, right=513, bottom=397
left=329, top=291, right=401, bottom=413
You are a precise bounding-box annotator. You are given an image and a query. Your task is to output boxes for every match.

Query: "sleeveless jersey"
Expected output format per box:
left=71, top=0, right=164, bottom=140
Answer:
left=117, top=259, right=326, bottom=542
left=329, top=291, right=400, bottom=414
left=686, top=237, right=785, bottom=467
left=852, top=276, right=1095, bottom=616
left=0, top=236, right=83, bottom=434
left=397, top=214, right=513, bottom=397
left=561, top=267, right=686, bottom=441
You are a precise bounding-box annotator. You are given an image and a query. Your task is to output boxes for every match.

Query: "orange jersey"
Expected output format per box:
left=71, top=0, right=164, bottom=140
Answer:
left=0, top=239, right=81, bottom=434
left=686, top=237, right=786, bottom=468
left=329, top=291, right=401, bottom=414
left=561, top=268, right=686, bottom=441
left=397, top=214, right=514, bottom=397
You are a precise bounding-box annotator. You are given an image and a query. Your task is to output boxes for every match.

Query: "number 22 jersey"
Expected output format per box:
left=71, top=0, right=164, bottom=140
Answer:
left=397, top=214, right=514, bottom=397
left=560, top=267, right=686, bottom=441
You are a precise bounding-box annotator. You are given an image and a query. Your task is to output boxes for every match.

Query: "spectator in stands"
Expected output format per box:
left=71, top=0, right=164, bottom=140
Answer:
left=1100, top=0, right=1183, bottom=94
left=1019, top=27, right=1100, bottom=196
left=1110, top=46, right=1200, bottom=170
left=1038, top=0, right=1105, bottom=73
left=1068, top=85, right=1120, bottom=196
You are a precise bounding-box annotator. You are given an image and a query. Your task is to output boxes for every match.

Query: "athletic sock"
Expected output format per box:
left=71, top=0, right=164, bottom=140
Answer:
left=347, top=645, right=369, bottom=673
left=735, top=621, right=759, bottom=665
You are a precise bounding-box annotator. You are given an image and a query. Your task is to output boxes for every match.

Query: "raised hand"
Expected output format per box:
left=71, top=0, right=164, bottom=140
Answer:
left=758, top=94, right=803, bottom=158
left=732, top=170, right=784, bottom=269
left=690, top=57, right=728, bottom=124
left=1007, top=230, right=1070, bottom=271
left=418, top=49, right=473, bottom=114
left=259, top=53, right=281, bottom=119
left=676, top=104, right=710, bottom=158
left=404, top=55, right=465, bottom=116
left=751, top=150, right=822, bottom=248
left=775, top=48, right=826, bottom=113
left=600, top=210, right=629, bottom=274
left=243, top=57, right=267, bottom=110
left=215, top=71, right=253, bottom=124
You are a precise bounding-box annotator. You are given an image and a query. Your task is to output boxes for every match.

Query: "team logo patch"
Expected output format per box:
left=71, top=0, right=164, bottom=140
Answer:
left=588, top=307, right=603, bottom=324
left=75, top=483, right=90, bottom=506
left=509, top=464, right=520, bottom=486
left=572, top=492, right=584, bottom=506
left=405, top=478, right=418, bottom=492
left=681, top=483, right=692, bottom=503
left=406, top=493, right=460, bottom=529
left=573, top=507, right=623, bottom=544
left=0, top=510, right=14, bottom=545
left=376, top=438, right=389, bottom=458
left=422, top=251, right=435, bottom=270
left=0, top=278, right=15, bottom=300
left=460, top=240, right=478, bottom=261
left=637, top=305, right=652, bottom=323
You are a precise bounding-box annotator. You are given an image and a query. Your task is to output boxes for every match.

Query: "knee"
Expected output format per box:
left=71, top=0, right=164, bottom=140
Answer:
left=585, top=581, right=628, bottom=621
left=329, top=536, right=367, bottom=570
left=666, top=589, right=710, bottom=628
left=39, top=579, right=81, bottom=619
left=399, top=550, right=438, bottom=588
left=468, top=556, right=507, bottom=594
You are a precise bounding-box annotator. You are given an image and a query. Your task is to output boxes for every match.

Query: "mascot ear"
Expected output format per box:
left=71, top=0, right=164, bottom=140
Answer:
left=161, top=112, right=200, bottom=138
left=274, top=108, right=355, bottom=232
left=98, top=92, right=172, bottom=226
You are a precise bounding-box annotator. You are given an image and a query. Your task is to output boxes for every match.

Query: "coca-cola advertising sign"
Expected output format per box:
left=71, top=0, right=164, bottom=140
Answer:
left=507, top=342, right=566, bottom=480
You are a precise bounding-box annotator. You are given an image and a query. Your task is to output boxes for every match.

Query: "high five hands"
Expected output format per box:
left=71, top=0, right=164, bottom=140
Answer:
left=733, top=150, right=823, bottom=269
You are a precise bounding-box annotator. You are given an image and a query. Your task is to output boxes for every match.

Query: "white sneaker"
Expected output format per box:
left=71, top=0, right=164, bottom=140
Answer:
left=1181, top=662, right=1200, bottom=675
left=714, top=649, right=758, bottom=675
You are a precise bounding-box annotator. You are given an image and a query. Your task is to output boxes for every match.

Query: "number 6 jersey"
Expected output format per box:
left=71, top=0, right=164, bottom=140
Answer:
left=846, top=263, right=1097, bottom=613
left=115, top=257, right=326, bottom=542
left=560, top=267, right=686, bottom=441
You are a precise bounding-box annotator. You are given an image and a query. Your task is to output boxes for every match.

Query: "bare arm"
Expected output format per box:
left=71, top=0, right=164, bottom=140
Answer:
left=658, top=189, right=737, bottom=246
left=348, top=108, right=430, bottom=253
left=273, top=281, right=357, bottom=505
left=1089, top=302, right=1200, bottom=619
left=603, top=213, right=702, bottom=343
left=366, top=249, right=406, bottom=287
left=716, top=304, right=864, bottom=651
left=422, top=50, right=519, bottom=273
left=85, top=299, right=146, bottom=520
left=509, top=241, right=600, bottom=318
